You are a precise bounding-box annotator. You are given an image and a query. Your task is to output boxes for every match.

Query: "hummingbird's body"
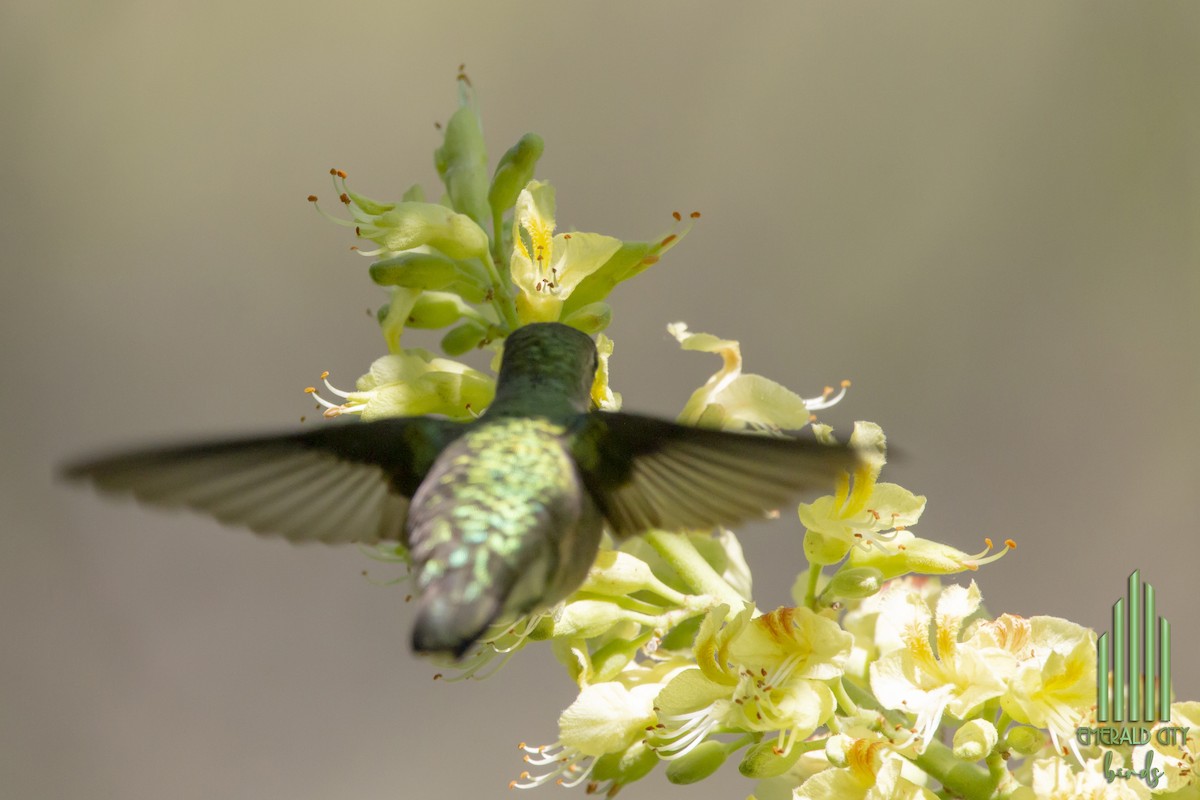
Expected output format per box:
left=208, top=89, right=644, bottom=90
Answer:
left=406, top=416, right=602, bottom=653
left=67, top=323, right=857, bottom=656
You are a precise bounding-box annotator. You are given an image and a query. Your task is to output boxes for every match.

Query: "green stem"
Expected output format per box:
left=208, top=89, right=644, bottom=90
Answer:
left=645, top=531, right=746, bottom=611
left=985, top=751, right=1007, bottom=789
left=482, top=212, right=520, bottom=330
left=804, top=565, right=822, bottom=609
left=473, top=251, right=518, bottom=331
left=832, top=679, right=859, bottom=717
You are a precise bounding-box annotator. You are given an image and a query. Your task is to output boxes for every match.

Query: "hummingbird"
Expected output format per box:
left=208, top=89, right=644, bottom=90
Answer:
left=65, top=322, right=858, bottom=657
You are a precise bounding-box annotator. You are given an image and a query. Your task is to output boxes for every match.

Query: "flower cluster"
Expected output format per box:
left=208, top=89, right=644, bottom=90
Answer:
left=315, top=76, right=1198, bottom=800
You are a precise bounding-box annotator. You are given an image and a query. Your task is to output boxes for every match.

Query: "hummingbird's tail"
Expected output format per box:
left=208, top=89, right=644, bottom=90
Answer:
left=411, top=583, right=505, bottom=658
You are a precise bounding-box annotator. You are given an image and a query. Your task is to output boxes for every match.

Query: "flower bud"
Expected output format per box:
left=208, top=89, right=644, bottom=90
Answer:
left=1005, top=725, right=1045, bottom=755
left=823, top=567, right=884, bottom=601
left=738, top=740, right=802, bottom=778
left=369, top=251, right=485, bottom=294
left=952, top=719, right=998, bottom=761
left=488, top=133, right=544, bottom=219
left=433, top=80, right=489, bottom=228
left=591, top=741, right=659, bottom=787
left=440, top=320, right=489, bottom=356
left=405, top=292, right=476, bottom=329
left=665, top=740, right=727, bottom=784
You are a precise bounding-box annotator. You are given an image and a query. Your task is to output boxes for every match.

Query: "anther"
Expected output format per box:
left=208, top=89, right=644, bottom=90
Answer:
left=339, top=193, right=350, bottom=205
left=690, top=211, right=701, bottom=218
left=672, top=211, right=682, bottom=221
left=307, top=195, right=318, bottom=202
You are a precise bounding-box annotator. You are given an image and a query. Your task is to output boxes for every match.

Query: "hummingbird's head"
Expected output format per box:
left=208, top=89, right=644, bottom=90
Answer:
left=492, top=323, right=598, bottom=415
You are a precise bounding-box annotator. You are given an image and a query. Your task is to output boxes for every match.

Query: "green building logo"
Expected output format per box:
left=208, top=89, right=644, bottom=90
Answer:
left=1077, top=570, right=1188, bottom=788
left=1097, top=569, right=1171, bottom=724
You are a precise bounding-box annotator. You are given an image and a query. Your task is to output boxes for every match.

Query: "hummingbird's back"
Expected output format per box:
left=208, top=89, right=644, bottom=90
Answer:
left=404, top=415, right=603, bottom=655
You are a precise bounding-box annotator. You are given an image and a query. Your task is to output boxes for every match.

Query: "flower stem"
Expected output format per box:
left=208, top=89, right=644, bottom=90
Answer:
left=475, top=254, right=519, bottom=330
left=644, top=532, right=746, bottom=611
left=803, top=565, right=822, bottom=609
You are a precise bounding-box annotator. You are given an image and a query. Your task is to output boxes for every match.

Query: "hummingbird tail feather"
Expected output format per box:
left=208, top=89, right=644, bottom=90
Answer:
left=412, top=586, right=504, bottom=658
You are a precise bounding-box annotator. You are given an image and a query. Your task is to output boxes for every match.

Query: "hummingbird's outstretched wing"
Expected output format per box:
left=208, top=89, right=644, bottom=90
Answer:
left=573, top=412, right=859, bottom=538
left=63, top=418, right=465, bottom=544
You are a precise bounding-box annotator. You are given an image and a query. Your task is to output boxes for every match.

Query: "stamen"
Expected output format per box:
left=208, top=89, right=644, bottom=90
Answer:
left=962, top=538, right=1015, bottom=569
left=304, top=386, right=360, bottom=418
left=309, top=196, right=356, bottom=229
left=805, top=380, right=850, bottom=411
left=321, top=371, right=352, bottom=399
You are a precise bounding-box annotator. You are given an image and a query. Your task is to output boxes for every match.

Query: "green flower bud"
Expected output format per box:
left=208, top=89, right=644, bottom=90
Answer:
left=952, top=719, right=998, bottom=761
left=738, top=740, right=803, bottom=779
left=369, top=252, right=464, bottom=291
left=440, top=320, right=489, bottom=356
left=1005, top=725, right=1045, bottom=756
left=665, top=740, right=727, bottom=784
left=488, top=133, right=544, bottom=218
left=561, top=301, right=613, bottom=335
left=823, top=567, right=884, bottom=601
left=405, top=291, right=478, bottom=329
left=433, top=79, right=489, bottom=228
left=591, top=741, right=659, bottom=787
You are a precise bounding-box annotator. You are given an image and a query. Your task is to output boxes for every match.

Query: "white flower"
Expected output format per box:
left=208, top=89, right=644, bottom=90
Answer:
left=869, top=583, right=1012, bottom=749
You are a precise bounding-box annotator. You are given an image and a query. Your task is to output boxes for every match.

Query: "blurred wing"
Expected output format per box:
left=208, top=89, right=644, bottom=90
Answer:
left=63, top=418, right=465, bottom=544
left=573, top=412, right=858, bottom=538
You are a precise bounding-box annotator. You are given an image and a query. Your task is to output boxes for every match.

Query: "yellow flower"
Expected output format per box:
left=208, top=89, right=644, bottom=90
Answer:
left=509, top=181, right=622, bottom=323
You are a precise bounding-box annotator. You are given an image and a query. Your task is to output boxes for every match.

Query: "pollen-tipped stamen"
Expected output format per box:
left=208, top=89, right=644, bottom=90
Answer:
left=304, top=386, right=361, bottom=419
left=805, top=379, right=851, bottom=412
left=961, top=538, right=1016, bottom=570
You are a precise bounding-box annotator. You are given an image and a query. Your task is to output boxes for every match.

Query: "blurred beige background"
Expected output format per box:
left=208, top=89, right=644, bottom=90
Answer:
left=3, top=2, right=1197, bottom=798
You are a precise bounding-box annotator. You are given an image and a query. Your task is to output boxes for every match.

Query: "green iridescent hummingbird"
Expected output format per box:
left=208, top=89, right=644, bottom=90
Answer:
left=66, top=323, right=857, bottom=656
